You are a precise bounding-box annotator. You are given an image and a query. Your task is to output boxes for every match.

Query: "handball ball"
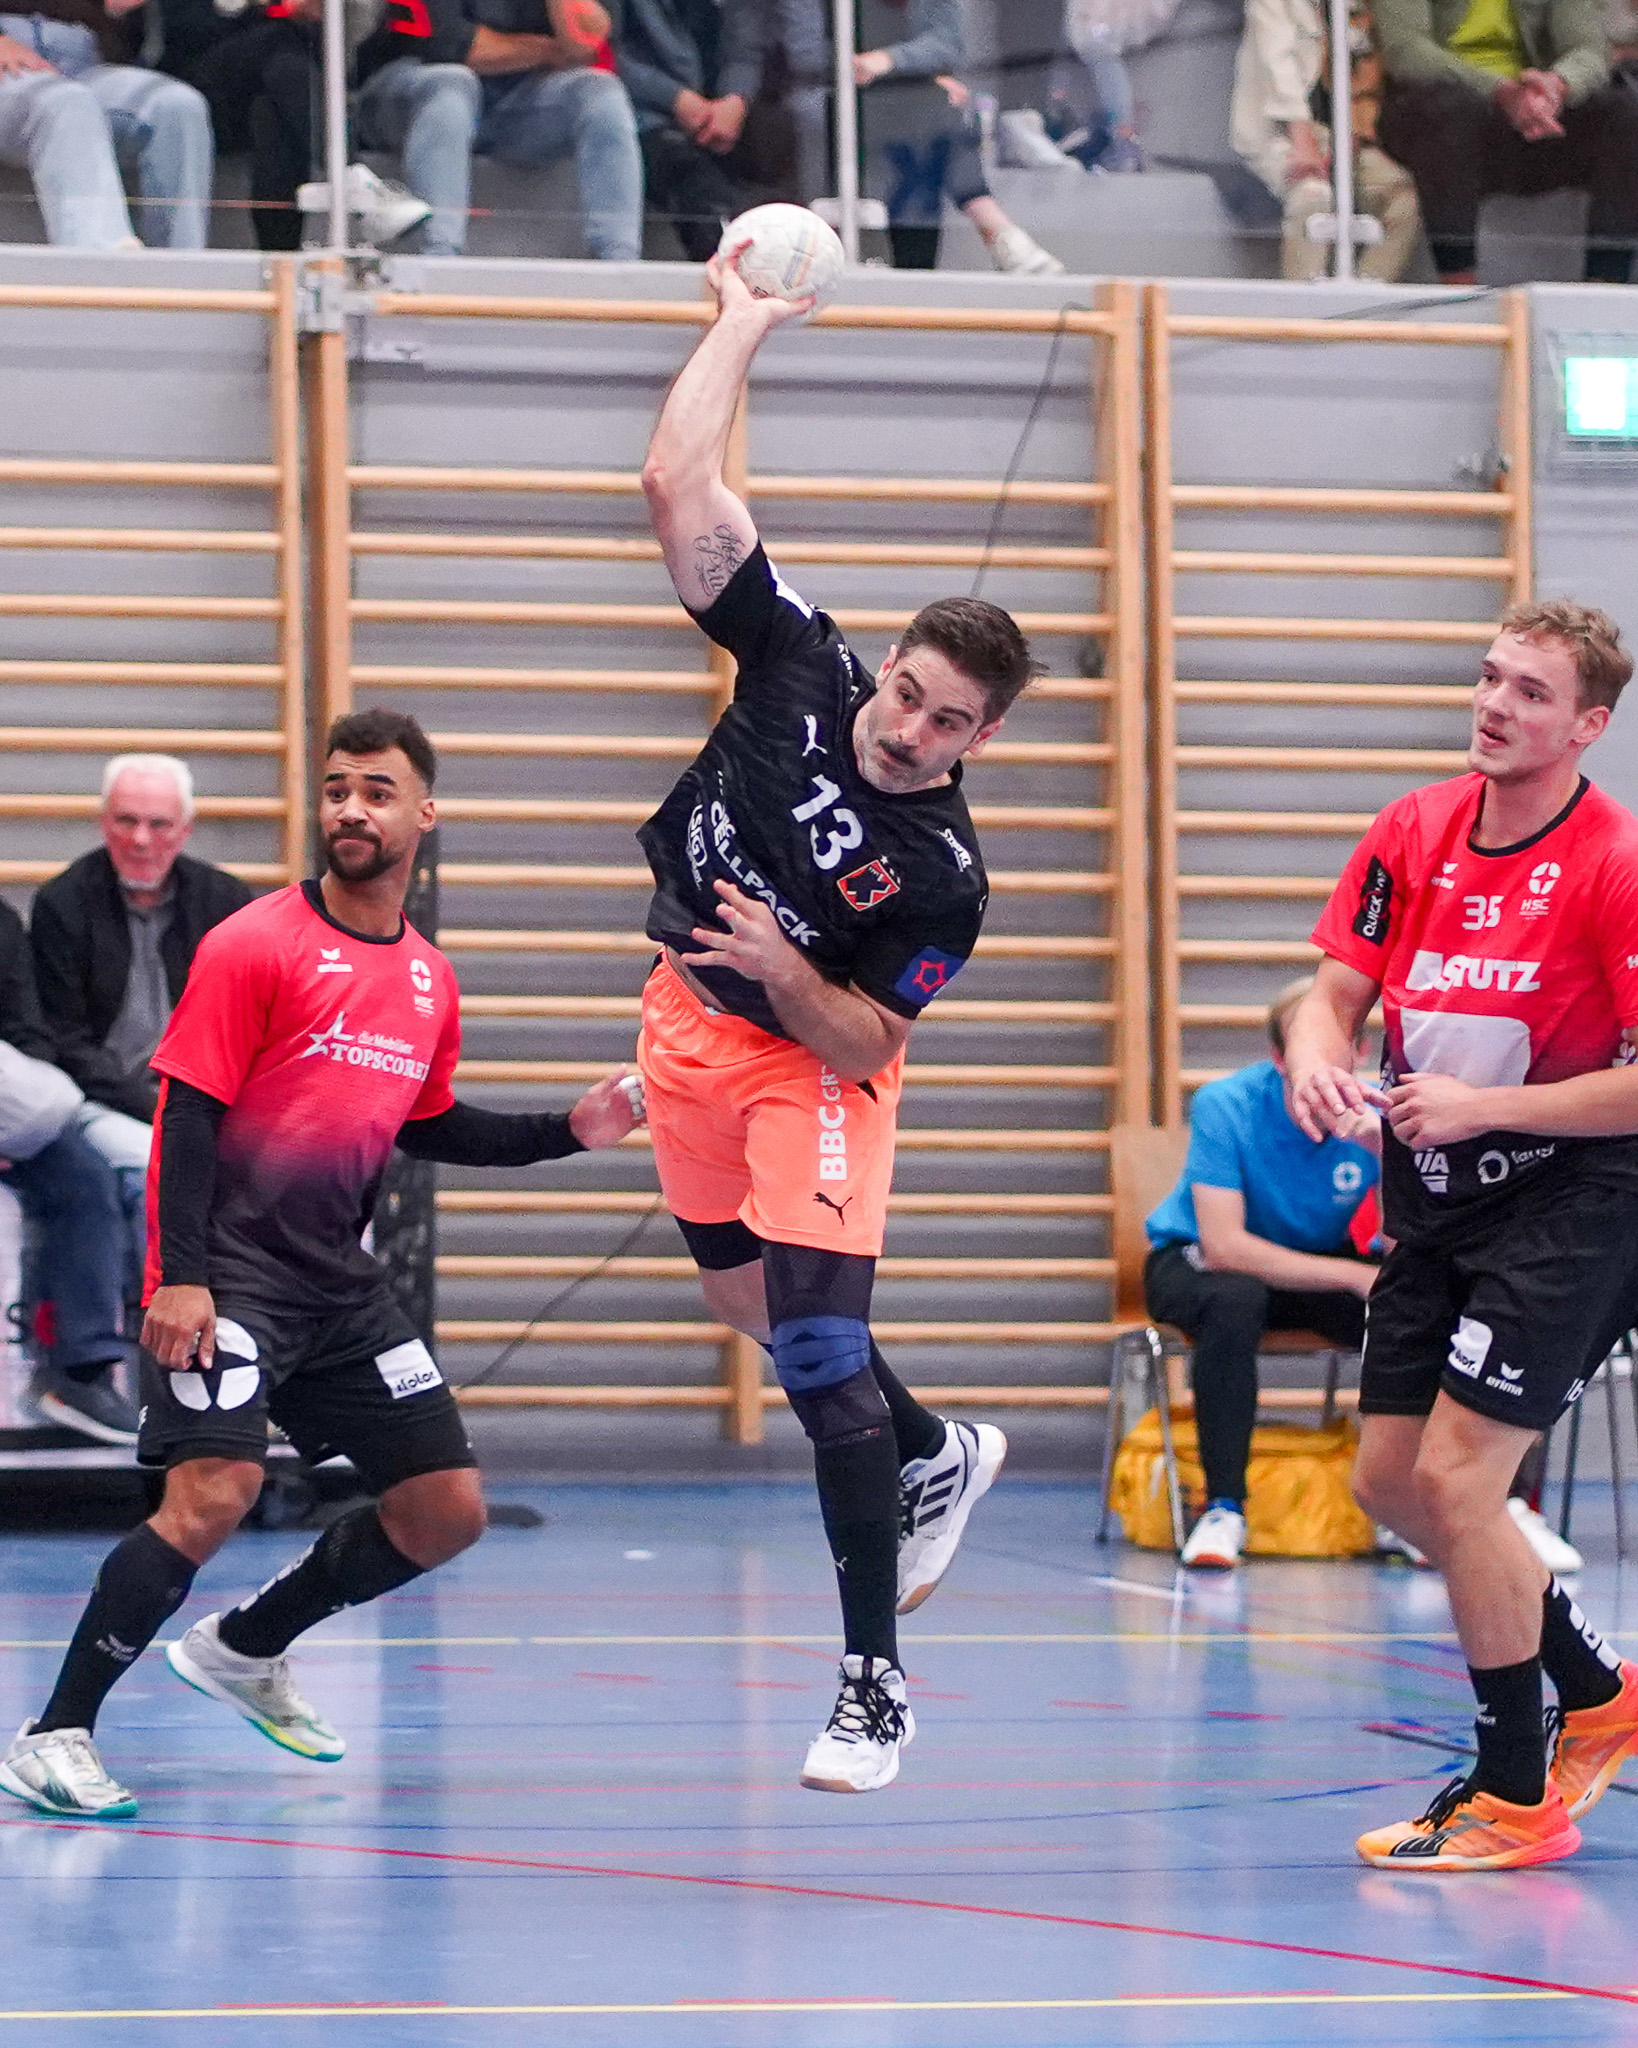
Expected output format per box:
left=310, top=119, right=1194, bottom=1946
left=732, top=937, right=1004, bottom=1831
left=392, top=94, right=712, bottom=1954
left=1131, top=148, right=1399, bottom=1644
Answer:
left=719, top=204, right=845, bottom=320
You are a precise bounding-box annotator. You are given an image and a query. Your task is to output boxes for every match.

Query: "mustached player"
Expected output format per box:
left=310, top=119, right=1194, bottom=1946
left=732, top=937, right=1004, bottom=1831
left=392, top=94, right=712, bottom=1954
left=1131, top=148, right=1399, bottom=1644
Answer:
left=1288, top=600, right=1638, bottom=1870
left=0, top=709, right=642, bottom=1820
left=636, top=246, right=1036, bottom=1792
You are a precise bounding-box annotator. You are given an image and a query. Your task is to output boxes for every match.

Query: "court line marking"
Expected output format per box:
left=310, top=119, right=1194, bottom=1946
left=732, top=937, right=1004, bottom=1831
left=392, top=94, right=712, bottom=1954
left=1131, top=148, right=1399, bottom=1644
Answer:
left=5, top=1815, right=1634, bottom=2007
left=0, top=1991, right=1579, bottom=2022
left=0, top=1632, right=1477, bottom=1650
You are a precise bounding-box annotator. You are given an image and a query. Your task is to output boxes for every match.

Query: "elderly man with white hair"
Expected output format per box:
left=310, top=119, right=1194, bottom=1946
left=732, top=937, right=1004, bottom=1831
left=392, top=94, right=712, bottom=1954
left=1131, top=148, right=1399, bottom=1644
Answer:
left=28, top=755, right=251, bottom=1438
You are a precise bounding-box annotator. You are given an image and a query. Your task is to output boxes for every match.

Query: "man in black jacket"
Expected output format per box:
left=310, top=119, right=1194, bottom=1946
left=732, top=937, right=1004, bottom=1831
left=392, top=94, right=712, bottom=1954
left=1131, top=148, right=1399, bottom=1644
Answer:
left=0, top=902, right=135, bottom=1444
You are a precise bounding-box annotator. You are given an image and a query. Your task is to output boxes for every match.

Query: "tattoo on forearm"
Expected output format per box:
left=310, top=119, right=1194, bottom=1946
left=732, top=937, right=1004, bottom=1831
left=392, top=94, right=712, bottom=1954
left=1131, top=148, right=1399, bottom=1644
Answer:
left=693, top=525, right=745, bottom=598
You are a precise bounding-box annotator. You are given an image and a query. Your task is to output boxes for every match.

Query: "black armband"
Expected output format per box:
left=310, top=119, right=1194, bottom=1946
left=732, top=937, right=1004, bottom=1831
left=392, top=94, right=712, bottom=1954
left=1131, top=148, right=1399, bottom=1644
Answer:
left=395, top=1099, right=585, bottom=1168
left=157, top=1078, right=228, bottom=1287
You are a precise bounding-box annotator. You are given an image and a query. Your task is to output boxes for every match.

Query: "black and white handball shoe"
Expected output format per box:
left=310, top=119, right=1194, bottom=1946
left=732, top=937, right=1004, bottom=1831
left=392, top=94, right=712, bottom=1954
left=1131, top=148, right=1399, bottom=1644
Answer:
left=896, top=1419, right=1007, bottom=1615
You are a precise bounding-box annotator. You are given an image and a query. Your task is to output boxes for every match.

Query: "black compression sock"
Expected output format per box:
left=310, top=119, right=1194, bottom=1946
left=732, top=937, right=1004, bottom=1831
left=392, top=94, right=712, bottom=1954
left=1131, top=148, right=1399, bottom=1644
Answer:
left=869, top=1343, right=945, bottom=1466
left=217, top=1505, right=425, bottom=1659
left=1541, top=1577, right=1623, bottom=1712
left=814, top=1426, right=902, bottom=1667
left=1469, top=1655, right=1547, bottom=1806
left=36, top=1524, right=196, bottom=1735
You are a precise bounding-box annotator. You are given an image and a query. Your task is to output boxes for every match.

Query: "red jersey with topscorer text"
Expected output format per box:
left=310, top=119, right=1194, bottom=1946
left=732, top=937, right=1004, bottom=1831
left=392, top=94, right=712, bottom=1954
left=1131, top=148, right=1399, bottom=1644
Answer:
left=1312, top=774, right=1638, bottom=1237
left=142, top=882, right=461, bottom=1311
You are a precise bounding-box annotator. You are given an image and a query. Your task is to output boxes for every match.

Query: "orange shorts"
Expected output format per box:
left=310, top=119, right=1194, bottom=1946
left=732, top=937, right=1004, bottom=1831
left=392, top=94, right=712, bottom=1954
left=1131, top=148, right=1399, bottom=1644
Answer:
left=637, top=953, right=904, bottom=1259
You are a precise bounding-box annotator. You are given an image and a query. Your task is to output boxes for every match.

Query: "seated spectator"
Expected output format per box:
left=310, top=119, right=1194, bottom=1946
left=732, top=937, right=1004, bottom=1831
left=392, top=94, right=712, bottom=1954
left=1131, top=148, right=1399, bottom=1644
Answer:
left=0, top=0, right=211, bottom=248
left=1143, top=979, right=1380, bottom=1571
left=1233, top=0, right=1421, bottom=279
left=30, top=755, right=250, bottom=1235
left=0, top=898, right=137, bottom=1444
left=1374, top=0, right=1638, bottom=282
left=856, top=0, right=1065, bottom=273
left=1064, top=0, right=1159, bottom=172
left=608, top=0, right=765, bottom=260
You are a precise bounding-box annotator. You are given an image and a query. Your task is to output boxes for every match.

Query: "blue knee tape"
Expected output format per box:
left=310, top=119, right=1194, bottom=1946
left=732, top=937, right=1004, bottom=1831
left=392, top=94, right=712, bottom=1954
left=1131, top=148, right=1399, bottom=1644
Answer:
left=769, top=1315, right=871, bottom=1395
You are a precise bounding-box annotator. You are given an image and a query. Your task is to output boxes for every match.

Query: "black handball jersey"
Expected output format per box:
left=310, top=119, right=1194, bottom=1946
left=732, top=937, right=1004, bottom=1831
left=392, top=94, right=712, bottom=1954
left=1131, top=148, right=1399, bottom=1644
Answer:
left=639, top=547, right=989, bottom=1039
left=143, top=881, right=461, bottom=1311
left=1313, top=773, right=1638, bottom=1240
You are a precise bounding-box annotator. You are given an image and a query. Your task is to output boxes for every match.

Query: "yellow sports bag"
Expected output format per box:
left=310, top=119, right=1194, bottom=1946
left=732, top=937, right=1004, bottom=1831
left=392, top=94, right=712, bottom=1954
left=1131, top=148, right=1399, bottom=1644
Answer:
left=1108, top=1407, right=1377, bottom=1557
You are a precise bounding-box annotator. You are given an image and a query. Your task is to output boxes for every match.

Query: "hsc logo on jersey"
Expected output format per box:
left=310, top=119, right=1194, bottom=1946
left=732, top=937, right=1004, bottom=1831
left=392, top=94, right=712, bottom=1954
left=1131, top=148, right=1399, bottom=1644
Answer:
left=1352, top=857, right=1393, bottom=942
left=1520, top=860, right=1562, bottom=919
left=894, top=948, right=964, bottom=1003
left=836, top=859, right=900, bottom=912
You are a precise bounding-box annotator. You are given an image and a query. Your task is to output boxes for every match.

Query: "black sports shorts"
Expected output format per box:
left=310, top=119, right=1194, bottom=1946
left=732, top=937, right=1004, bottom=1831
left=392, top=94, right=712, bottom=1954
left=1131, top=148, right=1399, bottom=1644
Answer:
left=1361, top=1173, right=1638, bottom=1434
left=137, top=1287, right=475, bottom=1493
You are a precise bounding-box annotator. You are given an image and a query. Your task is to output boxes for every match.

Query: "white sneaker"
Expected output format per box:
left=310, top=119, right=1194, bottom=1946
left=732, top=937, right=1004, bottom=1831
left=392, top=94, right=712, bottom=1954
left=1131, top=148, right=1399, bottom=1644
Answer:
left=166, top=1614, right=345, bottom=1762
left=1509, top=1497, right=1584, bottom=1574
left=1181, top=1503, right=1246, bottom=1570
left=1376, top=1524, right=1432, bottom=1567
left=897, top=1420, right=1007, bottom=1614
left=800, top=1656, right=915, bottom=1793
left=988, top=224, right=1067, bottom=276
left=996, top=108, right=1081, bottom=169
left=0, top=1722, right=137, bottom=1819
left=345, top=161, right=430, bottom=246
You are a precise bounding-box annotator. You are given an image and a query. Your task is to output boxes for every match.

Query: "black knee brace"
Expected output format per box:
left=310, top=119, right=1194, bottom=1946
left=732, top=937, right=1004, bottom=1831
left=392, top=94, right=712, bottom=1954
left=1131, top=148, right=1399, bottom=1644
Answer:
left=763, top=1241, right=883, bottom=1444
left=677, top=1216, right=765, bottom=1271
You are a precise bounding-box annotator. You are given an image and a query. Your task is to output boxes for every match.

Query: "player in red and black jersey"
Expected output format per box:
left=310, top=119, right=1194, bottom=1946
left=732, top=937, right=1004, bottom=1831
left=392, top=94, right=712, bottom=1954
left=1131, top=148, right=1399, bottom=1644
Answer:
left=1288, top=600, right=1638, bottom=1870
left=0, top=709, right=641, bottom=1822
left=636, top=242, right=1037, bottom=1794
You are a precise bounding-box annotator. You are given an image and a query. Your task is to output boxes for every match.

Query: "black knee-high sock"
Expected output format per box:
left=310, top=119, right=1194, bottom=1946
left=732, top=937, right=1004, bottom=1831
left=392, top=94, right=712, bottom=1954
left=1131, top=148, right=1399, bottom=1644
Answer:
left=36, top=1524, right=197, bottom=1735
left=869, top=1343, right=945, bottom=1466
left=216, top=1505, right=424, bottom=1660
left=1541, top=1577, right=1623, bottom=1712
left=1469, top=1656, right=1547, bottom=1805
left=814, top=1427, right=902, bottom=1668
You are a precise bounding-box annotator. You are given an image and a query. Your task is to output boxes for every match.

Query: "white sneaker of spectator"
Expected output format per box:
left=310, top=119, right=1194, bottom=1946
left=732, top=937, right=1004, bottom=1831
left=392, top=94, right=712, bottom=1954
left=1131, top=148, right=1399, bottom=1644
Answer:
left=988, top=225, right=1066, bottom=276
left=996, top=109, right=1082, bottom=170
left=1508, top=1496, right=1584, bottom=1574
left=345, top=163, right=431, bottom=248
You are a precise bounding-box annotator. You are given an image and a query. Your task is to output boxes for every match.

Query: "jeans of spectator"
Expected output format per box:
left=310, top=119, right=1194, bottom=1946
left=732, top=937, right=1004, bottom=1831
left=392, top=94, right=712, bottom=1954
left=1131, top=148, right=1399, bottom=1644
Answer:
left=2, top=1129, right=130, bottom=1379
left=639, top=119, right=751, bottom=261
left=181, top=16, right=317, bottom=253
left=74, top=1103, right=150, bottom=1304
left=357, top=61, right=643, bottom=260
left=1069, top=24, right=1136, bottom=142
left=870, top=81, right=991, bottom=269
left=1143, top=1242, right=1368, bottom=1508
left=0, top=16, right=211, bottom=248
left=1377, top=77, right=1638, bottom=281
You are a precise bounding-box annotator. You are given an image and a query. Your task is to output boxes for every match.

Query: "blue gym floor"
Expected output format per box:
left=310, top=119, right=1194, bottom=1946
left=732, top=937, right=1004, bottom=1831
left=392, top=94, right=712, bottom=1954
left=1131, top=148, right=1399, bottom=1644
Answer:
left=4, top=1481, right=1638, bottom=2047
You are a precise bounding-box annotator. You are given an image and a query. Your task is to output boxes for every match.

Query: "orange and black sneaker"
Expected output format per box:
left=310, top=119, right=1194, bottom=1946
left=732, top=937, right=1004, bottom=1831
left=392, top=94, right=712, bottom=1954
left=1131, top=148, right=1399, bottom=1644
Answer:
left=1549, top=1661, right=1638, bottom=1820
left=1356, top=1775, right=1581, bottom=1871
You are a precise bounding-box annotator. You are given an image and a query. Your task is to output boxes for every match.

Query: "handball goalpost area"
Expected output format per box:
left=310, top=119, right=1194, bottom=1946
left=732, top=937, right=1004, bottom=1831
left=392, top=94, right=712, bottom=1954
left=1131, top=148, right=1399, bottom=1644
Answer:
left=0, top=258, right=1531, bottom=1438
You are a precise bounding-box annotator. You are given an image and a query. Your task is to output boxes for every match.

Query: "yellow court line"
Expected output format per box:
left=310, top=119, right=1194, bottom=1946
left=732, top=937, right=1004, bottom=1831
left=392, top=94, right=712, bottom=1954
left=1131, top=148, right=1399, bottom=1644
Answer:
left=0, top=1991, right=1578, bottom=2022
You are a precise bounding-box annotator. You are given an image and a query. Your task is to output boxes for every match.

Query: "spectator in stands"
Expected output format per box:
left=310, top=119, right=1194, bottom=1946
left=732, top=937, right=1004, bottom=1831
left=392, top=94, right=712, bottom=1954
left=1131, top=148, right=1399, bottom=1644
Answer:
left=855, top=0, right=1065, bottom=273
left=1142, top=978, right=1381, bottom=1571
left=1233, top=0, right=1420, bottom=281
left=607, top=0, right=765, bottom=259
left=0, top=0, right=211, bottom=247
left=31, top=754, right=250, bottom=1220
left=1063, top=0, right=1156, bottom=172
left=0, top=900, right=137, bottom=1445
left=1374, top=0, right=1638, bottom=281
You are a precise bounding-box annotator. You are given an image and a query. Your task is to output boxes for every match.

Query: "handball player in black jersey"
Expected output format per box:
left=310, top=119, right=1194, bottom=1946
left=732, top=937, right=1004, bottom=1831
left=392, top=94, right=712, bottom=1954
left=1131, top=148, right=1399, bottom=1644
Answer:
left=0, top=709, right=642, bottom=1821
left=1287, top=600, right=1638, bottom=1870
left=636, top=242, right=1037, bottom=1793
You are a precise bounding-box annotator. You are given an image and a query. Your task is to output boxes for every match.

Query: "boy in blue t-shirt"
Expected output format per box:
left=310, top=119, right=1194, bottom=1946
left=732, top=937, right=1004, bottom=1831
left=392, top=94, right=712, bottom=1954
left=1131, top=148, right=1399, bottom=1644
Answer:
left=1144, top=979, right=1380, bottom=1568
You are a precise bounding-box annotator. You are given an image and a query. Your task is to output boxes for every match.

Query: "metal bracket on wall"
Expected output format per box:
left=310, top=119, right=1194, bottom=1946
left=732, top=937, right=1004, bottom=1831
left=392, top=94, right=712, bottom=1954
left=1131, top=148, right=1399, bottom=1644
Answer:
left=295, top=258, right=424, bottom=364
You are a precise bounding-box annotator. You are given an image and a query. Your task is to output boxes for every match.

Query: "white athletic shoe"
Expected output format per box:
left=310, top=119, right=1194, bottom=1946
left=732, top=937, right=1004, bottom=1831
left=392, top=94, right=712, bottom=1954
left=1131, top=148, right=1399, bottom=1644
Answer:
left=345, top=161, right=430, bottom=246
left=897, top=1419, right=1007, bottom=1614
left=1181, top=1503, right=1246, bottom=1570
left=1509, top=1497, right=1584, bottom=1574
left=0, top=1722, right=137, bottom=1819
left=988, top=224, right=1067, bottom=276
left=166, top=1614, right=345, bottom=1762
left=800, top=1656, right=915, bottom=1793
left=1375, top=1524, right=1432, bottom=1566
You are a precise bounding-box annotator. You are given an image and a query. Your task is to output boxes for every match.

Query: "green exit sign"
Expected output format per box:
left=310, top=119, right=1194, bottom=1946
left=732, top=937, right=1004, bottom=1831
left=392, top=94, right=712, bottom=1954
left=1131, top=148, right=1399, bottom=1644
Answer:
left=1564, top=355, right=1638, bottom=437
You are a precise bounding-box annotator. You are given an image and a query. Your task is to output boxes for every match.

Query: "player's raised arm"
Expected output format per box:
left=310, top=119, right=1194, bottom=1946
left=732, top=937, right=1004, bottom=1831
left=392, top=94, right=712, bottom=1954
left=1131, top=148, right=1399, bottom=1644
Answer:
left=641, top=247, right=809, bottom=613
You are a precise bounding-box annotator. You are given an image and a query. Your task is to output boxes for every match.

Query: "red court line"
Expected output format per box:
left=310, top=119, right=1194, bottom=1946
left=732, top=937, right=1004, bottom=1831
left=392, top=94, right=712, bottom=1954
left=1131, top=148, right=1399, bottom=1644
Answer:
left=6, top=1815, right=1634, bottom=2008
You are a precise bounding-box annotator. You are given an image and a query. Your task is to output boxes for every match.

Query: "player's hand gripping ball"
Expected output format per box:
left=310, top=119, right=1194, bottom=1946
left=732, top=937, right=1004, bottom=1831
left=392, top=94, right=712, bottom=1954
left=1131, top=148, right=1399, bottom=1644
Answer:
left=717, top=204, right=845, bottom=323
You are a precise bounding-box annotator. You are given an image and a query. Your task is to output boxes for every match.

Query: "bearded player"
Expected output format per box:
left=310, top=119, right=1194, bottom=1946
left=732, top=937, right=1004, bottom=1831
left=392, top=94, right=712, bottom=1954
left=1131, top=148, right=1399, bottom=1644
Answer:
left=636, top=248, right=1036, bottom=1793
left=0, top=708, right=641, bottom=1820
left=1288, top=600, right=1638, bottom=1870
